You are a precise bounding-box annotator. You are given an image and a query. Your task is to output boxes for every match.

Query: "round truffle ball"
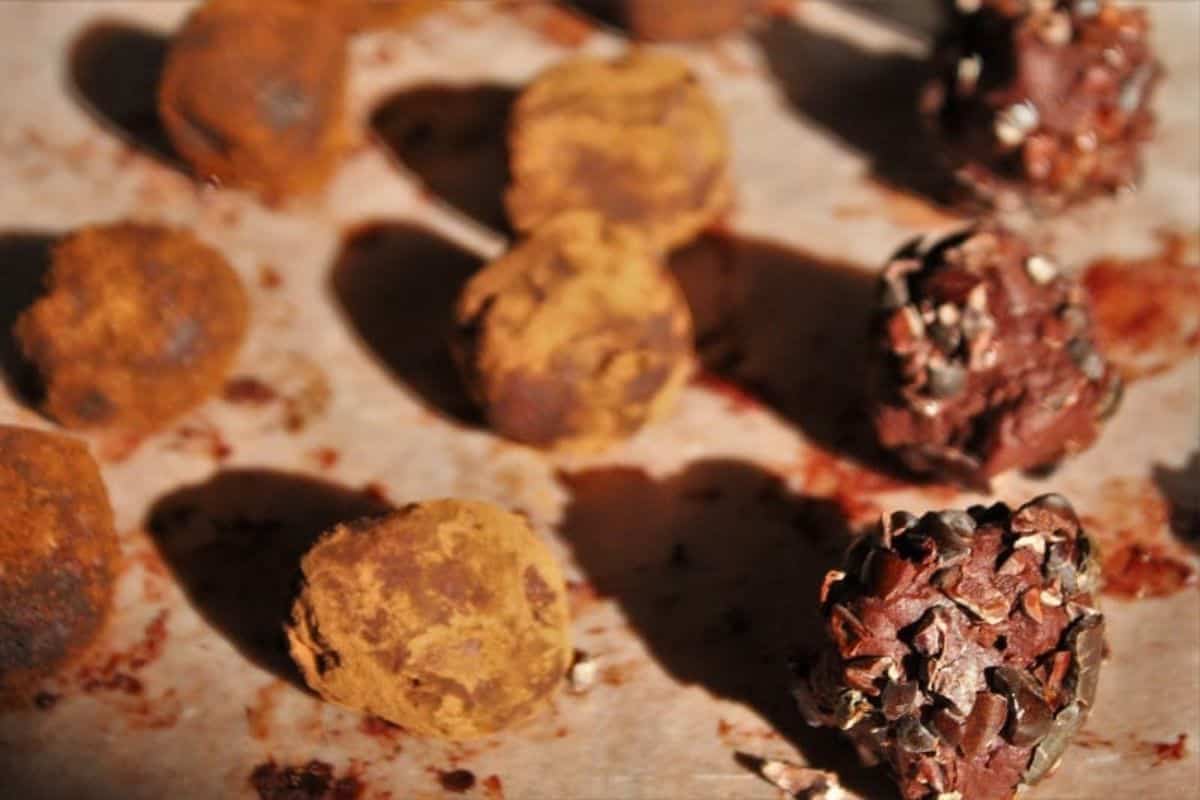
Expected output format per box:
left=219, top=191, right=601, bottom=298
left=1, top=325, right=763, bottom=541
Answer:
left=794, top=494, right=1105, bottom=800
left=870, top=224, right=1121, bottom=486
left=453, top=212, right=695, bottom=452
left=286, top=500, right=571, bottom=739
left=15, top=223, right=249, bottom=434
left=923, top=0, right=1161, bottom=209
left=158, top=0, right=349, bottom=199
left=505, top=52, right=732, bottom=251
left=0, top=426, right=117, bottom=705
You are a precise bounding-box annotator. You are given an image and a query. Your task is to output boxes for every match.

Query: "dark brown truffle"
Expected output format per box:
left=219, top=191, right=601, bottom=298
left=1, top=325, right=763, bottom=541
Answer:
left=794, top=494, right=1105, bottom=800
left=158, top=0, right=349, bottom=200
left=923, top=0, right=1161, bottom=209
left=453, top=211, right=695, bottom=452
left=0, top=426, right=117, bottom=706
left=15, top=223, right=249, bottom=434
left=870, top=225, right=1121, bottom=486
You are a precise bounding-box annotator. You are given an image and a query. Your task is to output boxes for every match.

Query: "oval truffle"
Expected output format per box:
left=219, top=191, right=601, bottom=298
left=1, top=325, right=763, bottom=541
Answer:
left=286, top=499, right=572, bottom=739
left=0, top=425, right=117, bottom=705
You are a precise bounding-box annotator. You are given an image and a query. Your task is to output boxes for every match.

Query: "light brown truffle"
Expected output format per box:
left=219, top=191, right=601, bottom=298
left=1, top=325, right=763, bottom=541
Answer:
left=505, top=51, right=732, bottom=251
left=158, top=0, right=349, bottom=200
left=453, top=212, right=695, bottom=452
left=0, top=426, right=117, bottom=706
left=287, top=500, right=571, bottom=739
left=15, top=223, right=249, bottom=434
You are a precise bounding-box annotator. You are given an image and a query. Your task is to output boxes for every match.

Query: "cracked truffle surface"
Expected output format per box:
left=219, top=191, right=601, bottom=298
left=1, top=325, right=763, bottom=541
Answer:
left=795, top=494, right=1105, bottom=800
left=0, top=426, right=117, bottom=706
left=505, top=52, right=732, bottom=251
left=453, top=212, right=695, bottom=452
left=924, top=0, right=1161, bottom=209
left=287, top=500, right=571, bottom=740
left=870, top=225, right=1120, bottom=486
left=15, top=223, right=248, bottom=434
left=158, top=0, right=349, bottom=199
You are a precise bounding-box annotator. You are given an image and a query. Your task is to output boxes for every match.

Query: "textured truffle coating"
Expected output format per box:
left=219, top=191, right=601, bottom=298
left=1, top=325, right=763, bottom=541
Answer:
left=287, top=500, right=571, bottom=740
left=795, top=494, right=1105, bottom=800
left=870, top=224, right=1120, bottom=486
left=924, top=0, right=1161, bottom=209
left=0, top=426, right=117, bottom=706
left=158, top=0, right=349, bottom=199
left=453, top=212, right=695, bottom=452
left=15, top=223, right=249, bottom=434
left=506, top=52, right=732, bottom=251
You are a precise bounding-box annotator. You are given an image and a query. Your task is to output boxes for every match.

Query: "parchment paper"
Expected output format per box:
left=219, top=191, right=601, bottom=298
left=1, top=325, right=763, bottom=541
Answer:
left=0, top=2, right=1196, bottom=799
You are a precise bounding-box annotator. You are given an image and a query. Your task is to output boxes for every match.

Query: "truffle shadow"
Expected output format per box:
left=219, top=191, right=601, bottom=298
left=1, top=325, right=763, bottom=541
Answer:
left=1153, top=452, right=1200, bottom=552
left=68, top=20, right=181, bottom=167
left=370, top=84, right=517, bottom=234
left=559, top=460, right=897, bottom=798
left=0, top=232, right=54, bottom=407
left=330, top=222, right=483, bottom=425
left=146, top=469, right=390, bottom=683
left=755, top=15, right=954, bottom=203
left=670, top=232, right=904, bottom=477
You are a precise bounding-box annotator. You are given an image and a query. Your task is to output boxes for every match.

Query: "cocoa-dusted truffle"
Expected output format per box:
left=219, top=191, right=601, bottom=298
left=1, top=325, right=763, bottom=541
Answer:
left=923, top=0, right=1161, bottom=209
left=506, top=51, right=732, bottom=251
left=0, top=426, right=117, bottom=705
left=794, top=494, right=1105, bottom=800
left=870, top=225, right=1120, bottom=486
left=286, top=500, right=571, bottom=739
left=158, top=0, right=349, bottom=199
left=15, top=223, right=248, bottom=434
left=453, top=212, right=695, bottom=452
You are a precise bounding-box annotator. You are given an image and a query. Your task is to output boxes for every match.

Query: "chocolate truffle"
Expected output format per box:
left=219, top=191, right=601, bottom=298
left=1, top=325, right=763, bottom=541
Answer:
left=870, top=225, right=1120, bottom=486
left=453, top=212, right=695, bottom=452
left=0, top=426, right=117, bottom=706
left=286, top=500, right=571, bottom=739
left=158, top=0, right=349, bottom=199
left=505, top=52, right=732, bottom=251
left=15, top=223, right=249, bottom=434
left=794, top=494, right=1105, bottom=800
left=602, top=0, right=757, bottom=41
left=923, top=0, right=1162, bottom=209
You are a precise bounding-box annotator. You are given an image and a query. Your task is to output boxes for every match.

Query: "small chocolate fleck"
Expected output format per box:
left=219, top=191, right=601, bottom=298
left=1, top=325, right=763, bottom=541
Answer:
left=439, top=769, right=476, bottom=794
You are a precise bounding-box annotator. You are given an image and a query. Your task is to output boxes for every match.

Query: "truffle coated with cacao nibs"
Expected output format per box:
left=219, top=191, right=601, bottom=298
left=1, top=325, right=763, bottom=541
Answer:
left=452, top=212, right=695, bottom=453
left=505, top=51, right=732, bottom=251
left=923, top=0, right=1162, bottom=209
left=869, top=224, right=1121, bottom=486
left=158, top=0, right=349, bottom=200
left=14, top=223, right=249, bottom=434
left=286, top=500, right=571, bottom=740
left=794, top=494, right=1105, bottom=800
left=0, top=426, right=118, bottom=706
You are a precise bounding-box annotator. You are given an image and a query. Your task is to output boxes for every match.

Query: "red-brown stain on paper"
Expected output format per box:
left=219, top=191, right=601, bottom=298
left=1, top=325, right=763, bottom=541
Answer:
left=1083, top=231, right=1200, bottom=380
